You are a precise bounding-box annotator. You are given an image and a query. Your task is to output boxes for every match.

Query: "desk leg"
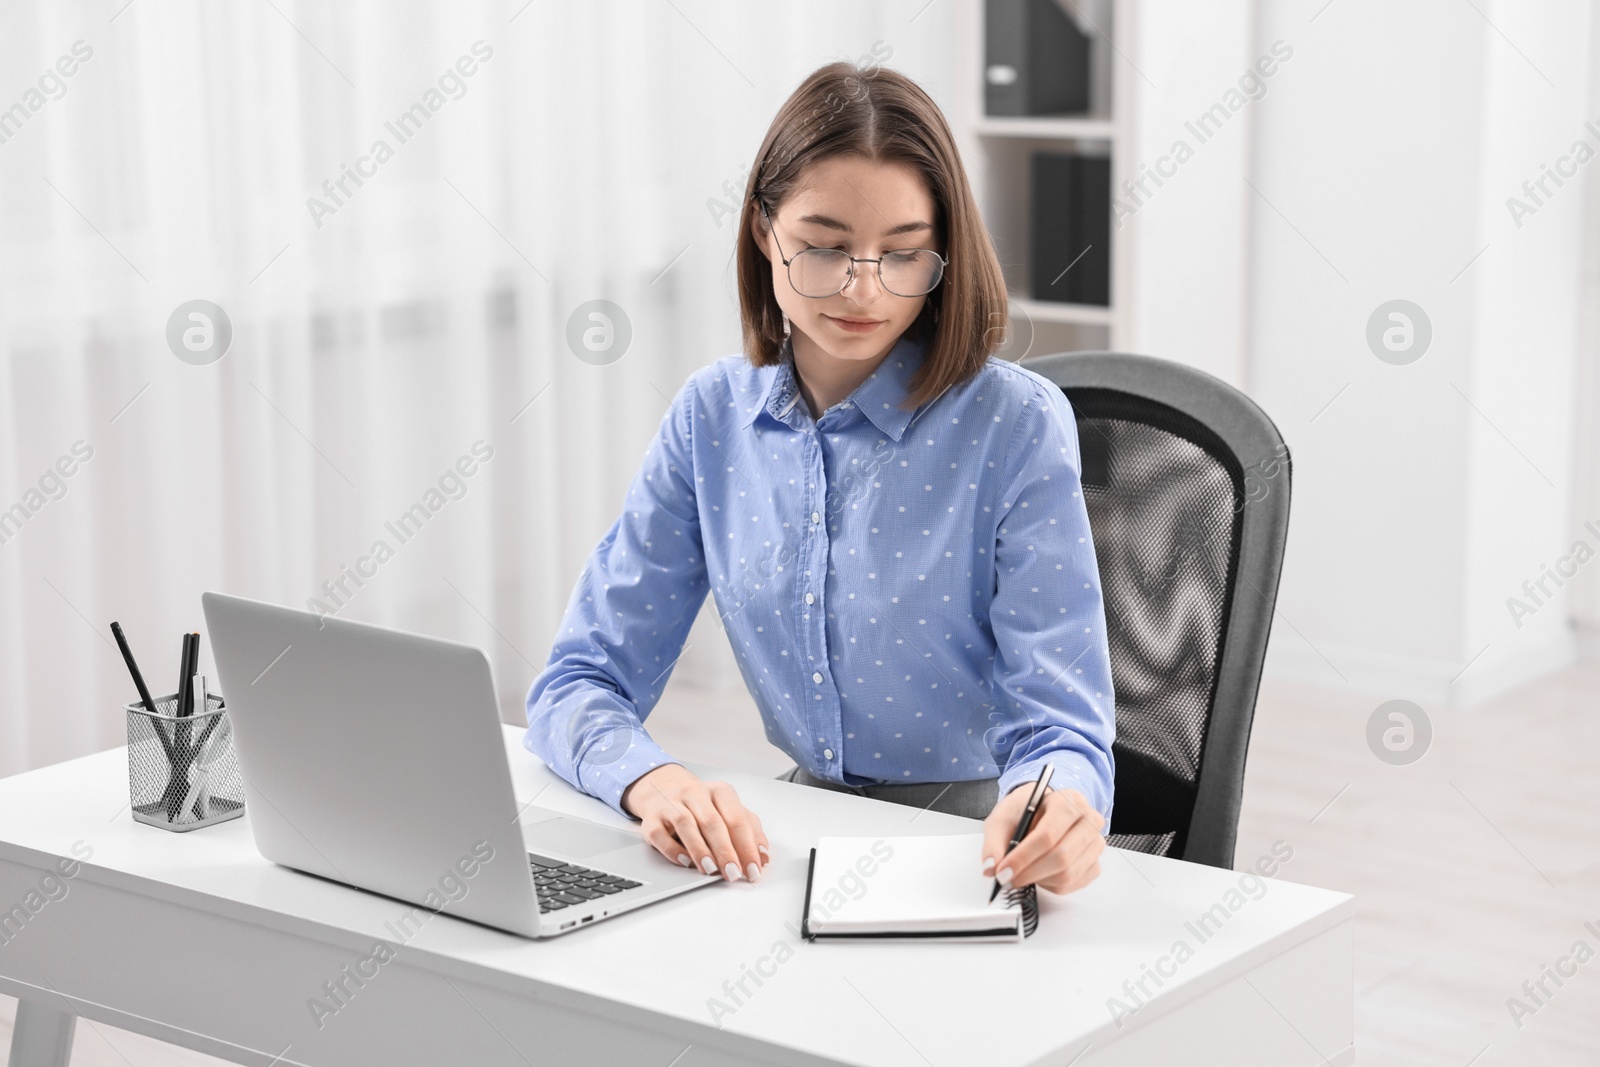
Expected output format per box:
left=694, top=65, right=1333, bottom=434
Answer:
left=7, top=998, right=76, bottom=1067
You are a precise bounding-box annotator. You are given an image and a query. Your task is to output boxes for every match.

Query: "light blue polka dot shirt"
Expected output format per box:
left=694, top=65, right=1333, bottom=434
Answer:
left=525, top=329, right=1116, bottom=823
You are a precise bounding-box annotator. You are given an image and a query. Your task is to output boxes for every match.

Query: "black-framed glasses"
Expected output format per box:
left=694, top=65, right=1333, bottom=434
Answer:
left=759, top=200, right=947, bottom=299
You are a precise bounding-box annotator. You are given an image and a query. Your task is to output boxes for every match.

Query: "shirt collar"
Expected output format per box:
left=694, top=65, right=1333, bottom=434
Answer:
left=739, top=329, right=929, bottom=442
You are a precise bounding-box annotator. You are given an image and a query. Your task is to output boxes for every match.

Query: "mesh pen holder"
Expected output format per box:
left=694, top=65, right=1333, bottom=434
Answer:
left=125, top=693, right=245, bottom=831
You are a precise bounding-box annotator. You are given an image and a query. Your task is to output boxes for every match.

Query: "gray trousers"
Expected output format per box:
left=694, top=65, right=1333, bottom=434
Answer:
left=777, top=765, right=1000, bottom=822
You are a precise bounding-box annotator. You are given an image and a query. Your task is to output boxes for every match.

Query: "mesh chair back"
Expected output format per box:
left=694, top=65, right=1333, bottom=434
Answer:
left=1022, top=352, right=1291, bottom=868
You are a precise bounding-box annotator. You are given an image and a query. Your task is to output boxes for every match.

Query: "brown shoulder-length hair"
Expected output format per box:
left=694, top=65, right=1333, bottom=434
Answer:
left=737, top=60, right=1008, bottom=411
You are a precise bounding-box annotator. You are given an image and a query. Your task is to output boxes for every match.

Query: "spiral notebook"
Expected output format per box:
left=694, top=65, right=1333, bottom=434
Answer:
left=801, top=835, right=1039, bottom=943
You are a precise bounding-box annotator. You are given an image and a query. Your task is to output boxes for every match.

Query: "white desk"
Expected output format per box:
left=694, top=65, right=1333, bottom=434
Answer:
left=0, top=726, right=1352, bottom=1066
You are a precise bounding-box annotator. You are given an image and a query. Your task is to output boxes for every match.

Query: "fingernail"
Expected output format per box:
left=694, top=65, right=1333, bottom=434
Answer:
left=700, top=856, right=718, bottom=875
left=724, top=862, right=742, bottom=882
left=676, top=853, right=692, bottom=868
left=758, top=844, right=771, bottom=862
left=746, top=862, right=761, bottom=883
left=997, top=867, right=1013, bottom=887
left=981, top=856, right=995, bottom=875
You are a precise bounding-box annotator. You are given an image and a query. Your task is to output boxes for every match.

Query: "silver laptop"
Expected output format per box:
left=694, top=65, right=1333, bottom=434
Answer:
left=201, top=591, right=716, bottom=938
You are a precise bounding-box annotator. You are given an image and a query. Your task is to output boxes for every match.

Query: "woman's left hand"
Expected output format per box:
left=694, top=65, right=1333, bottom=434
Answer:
left=980, top=783, right=1106, bottom=894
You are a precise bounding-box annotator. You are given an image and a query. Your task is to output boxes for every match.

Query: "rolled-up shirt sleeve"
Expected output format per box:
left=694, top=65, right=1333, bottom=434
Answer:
left=987, top=381, right=1116, bottom=830
left=524, top=376, right=709, bottom=816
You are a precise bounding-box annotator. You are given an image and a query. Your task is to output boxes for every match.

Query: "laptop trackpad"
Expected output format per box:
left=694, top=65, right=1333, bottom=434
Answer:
left=523, top=816, right=642, bottom=859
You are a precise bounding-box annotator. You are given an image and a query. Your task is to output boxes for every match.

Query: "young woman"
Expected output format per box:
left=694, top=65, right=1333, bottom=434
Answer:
left=526, top=61, right=1114, bottom=896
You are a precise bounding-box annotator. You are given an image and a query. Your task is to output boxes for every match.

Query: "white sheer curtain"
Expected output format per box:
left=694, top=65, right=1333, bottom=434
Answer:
left=0, top=0, right=956, bottom=775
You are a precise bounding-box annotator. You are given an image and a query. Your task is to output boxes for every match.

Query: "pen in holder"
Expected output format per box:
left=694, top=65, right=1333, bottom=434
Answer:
left=125, top=690, right=245, bottom=831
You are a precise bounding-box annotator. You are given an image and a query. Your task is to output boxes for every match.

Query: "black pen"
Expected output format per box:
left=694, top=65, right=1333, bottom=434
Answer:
left=176, top=632, right=197, bottom=717
left=160, top=632, right=199, bottom=818
left=190, top=632, right=204, bottom=713
left=113, top=620, right=177, bottom=767
left=109, top=621, right=159, bottom=716
left=989, top=763, right=1053, bottom=904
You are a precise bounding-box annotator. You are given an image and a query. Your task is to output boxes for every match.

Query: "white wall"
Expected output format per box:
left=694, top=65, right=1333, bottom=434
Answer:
left=1116, top=0, right=1256, bottom=387
left=1571, top=10, right=1600, bottom=653
left=1245, top=0, right=1594, bottom=705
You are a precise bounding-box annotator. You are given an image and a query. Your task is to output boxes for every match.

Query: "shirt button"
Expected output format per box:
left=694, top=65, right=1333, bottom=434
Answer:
left=823, top=748, right=834, bottom=760
left=812, top=672, right=823, bottom=683
left=811, top=511, right=821, bottom=523
left=805, top=592, right=815, bottom=605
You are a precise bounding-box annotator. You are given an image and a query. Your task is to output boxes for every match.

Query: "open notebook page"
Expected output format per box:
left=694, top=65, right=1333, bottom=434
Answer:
left=806, top=835, right=1023, bottom=937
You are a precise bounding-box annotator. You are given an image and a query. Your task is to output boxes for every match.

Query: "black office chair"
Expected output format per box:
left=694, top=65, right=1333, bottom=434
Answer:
left=1022, top=351, right=1291, bottom=870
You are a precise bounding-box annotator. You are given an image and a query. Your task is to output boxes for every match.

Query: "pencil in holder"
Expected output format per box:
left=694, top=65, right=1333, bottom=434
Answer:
left=125, top=692, right=246, bottom=831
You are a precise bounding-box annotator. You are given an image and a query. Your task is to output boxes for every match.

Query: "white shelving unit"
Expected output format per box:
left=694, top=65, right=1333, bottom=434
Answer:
left=973, top=116, right=1116, bottom=140
left=954, top=0, right=1133, bottom=361
left=1009, top=295, right=1115, bottom=327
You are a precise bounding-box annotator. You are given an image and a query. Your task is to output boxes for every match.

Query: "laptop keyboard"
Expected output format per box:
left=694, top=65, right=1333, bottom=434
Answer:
left=529, top=853, right=644, bottom=913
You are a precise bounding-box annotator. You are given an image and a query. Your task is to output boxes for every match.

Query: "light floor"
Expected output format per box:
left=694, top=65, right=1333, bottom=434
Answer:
left=3, top=662, right=1598, bottom=1065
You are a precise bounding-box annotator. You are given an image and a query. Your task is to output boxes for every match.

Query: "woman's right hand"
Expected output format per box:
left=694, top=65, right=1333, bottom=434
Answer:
left=621, top=763, right=770, bottom=883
